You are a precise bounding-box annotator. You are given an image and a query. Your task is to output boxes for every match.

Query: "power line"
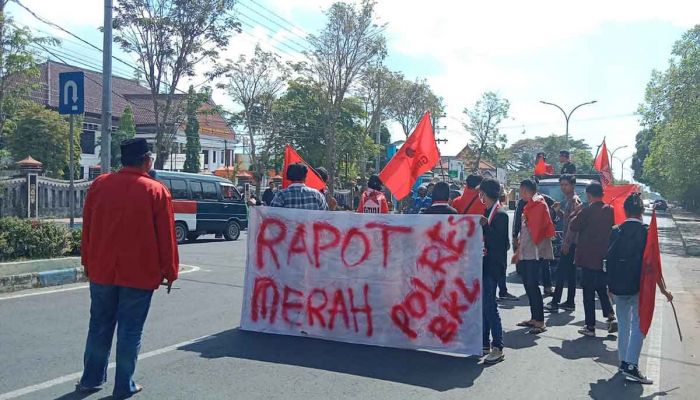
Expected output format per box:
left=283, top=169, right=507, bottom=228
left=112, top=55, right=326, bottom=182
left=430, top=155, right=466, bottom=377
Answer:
left=236, top=2, right=310, bottom=51
left=243, top=0, right=310, bottom=39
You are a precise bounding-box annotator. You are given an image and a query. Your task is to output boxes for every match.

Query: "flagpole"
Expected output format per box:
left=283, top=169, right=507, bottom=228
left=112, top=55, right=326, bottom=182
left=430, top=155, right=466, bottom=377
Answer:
left=593, top=136, right=605, bottom=167
left=660, top=273, right=683, bottom=341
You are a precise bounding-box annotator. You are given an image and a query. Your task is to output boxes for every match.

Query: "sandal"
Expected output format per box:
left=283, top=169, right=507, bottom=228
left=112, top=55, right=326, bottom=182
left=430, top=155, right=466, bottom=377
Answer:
left=528, top=325, right=547, bottom=334
left=516, top=320, right=534, bottom=327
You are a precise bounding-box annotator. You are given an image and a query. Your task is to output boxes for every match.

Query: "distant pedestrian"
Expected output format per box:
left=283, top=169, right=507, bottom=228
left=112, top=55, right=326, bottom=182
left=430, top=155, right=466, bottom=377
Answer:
left=420, top=182, right=457, bottom=214
left=570, top=181, right=617, bottom=337
left=262, top=181, right=276, bottom=206
left=546, top=174, right=582, bottom=312
left=357, top=175, right=389, bottom=214
left=407, top=185, right=432, bottom=214
left=77, top=139, right=179, bottom=398
left=559, top=150, right=577, bottom=175
left=452, top=174, right=486, bottom=215
left=514, top=179, right=555, bottom=334
left=315, top=167, right=338, bottom=211
left=479, top=178, right=509, bottom=363
left=606, top=193, right=673, bottom=384
left=271, top=163, right=328, bottom=210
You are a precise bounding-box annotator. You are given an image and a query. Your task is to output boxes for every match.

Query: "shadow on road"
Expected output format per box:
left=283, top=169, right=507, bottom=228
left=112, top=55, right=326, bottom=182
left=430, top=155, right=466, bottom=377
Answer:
left=588, top=375, right=678, bottom=400
left=179, top=328, right=484, bottom=391
left=548, top=335, right=618, bottom=367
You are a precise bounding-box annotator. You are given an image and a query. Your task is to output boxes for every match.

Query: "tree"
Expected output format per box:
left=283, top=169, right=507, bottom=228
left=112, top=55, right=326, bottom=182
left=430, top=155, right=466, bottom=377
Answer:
left=636, top=25, right=700, bottom=208
left=385, top=75, right=444, bottom=137
left=631, top=128, right=654, bottom=184
left=5, top=102, right=79, bottom=178
left=113, top=0, right=239, bottom=170
left=463, top=92, right=510, bottom=172
left=0, top=3, right=58, bottom=147
left=183, top=86, right=202, bottom=173
left=506, top=135, right=595, bottom=182
left=110, top=105, right=136, bottom=170
left=225, top=45, right=288, bottom=193
left=308, top=0, right=386, bottom=192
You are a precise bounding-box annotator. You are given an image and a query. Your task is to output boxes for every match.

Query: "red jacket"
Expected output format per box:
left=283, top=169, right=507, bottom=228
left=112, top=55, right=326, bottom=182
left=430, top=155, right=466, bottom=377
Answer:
left=81, top=168, right=179, bottom=290
left=452, top=188, right=486, bottom=215
left=357, top=189, right=389, bottom=214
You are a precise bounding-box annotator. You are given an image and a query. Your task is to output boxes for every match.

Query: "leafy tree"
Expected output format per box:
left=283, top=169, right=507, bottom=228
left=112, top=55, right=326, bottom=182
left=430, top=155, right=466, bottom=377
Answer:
left=637, top=25, right=700, bottom=207
left=631, top=128, right=654, bottom=184
left=225, top=45, right=288, bottom=193
left=110, top=105, right=135, bottom=170
left=5, top=102, right=79, bottom=178
left=183, top=86, right=202, bottom=173
left=463, top=92, right=510, bottom=172
left=113, top=0, right=239, bottom=170
left=385, top=75, right=444, bottom=137
left=307, top=0, right=386, bottom=192
left=505, top=135, right=594, bottom=183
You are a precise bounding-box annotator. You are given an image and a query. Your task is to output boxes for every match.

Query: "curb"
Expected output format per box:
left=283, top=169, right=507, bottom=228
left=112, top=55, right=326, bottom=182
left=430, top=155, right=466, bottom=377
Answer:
left=0, top=267, right=86, bottom=294
left=669, top=210, right=700, bottom=257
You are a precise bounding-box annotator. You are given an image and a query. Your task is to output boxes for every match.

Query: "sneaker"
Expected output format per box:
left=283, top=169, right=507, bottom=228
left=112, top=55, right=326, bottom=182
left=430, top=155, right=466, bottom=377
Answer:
left=544, top=302, right=559, bottom=312
left=499, top=292, right=518, bottom=301
left=484, top=347, right=505, bottom=364
left=543, top=289, right=554, bottom=298
left=608, top=318, right=619, bottom=334
left=618, top=361, right=629, bottom=373
left=578, top=327, right=596, bottom=337
left=560, top=302, right=576, bottom=311
left=623, top=364, right=653, bottom=384
left=483, top=346, right=491, bottom=356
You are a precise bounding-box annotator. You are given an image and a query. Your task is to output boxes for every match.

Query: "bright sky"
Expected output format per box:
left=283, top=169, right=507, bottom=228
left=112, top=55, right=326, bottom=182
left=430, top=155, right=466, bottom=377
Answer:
left=9, top=0, right=699, bottom=181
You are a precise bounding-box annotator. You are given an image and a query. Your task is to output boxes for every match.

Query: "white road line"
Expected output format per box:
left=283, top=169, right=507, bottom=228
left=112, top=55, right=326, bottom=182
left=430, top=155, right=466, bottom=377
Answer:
left=0, top=265, right=201, bottom=301
left=643, top=299, right=663, bottom=396
left=0, top=333, right=214, bottom=400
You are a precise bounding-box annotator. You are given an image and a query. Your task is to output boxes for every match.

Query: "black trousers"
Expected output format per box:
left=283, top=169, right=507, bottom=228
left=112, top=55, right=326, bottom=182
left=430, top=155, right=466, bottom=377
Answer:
left=553, top=245, right=577, bottom=305
left=541, top=261, right=552, bottom=289
left=581, top=267, right=614, bottom=329
left=522, top=260, right=545, bottom=322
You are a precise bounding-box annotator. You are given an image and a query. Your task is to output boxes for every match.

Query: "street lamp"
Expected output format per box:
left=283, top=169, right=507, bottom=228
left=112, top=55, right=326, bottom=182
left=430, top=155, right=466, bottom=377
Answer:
left=614, top=155, right=633, bottom=182
left=607, top=145, right=627, bottom=181
left=539, top=100, right=598, bottom=146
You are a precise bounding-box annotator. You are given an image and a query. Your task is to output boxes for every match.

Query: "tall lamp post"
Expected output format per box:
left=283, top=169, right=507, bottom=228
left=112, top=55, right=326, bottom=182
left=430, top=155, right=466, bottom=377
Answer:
left=615, top=155, right=633, bottom=182
left=539, top=100, right=597, bottom=146
left=608, top=145, right=627, bottom=181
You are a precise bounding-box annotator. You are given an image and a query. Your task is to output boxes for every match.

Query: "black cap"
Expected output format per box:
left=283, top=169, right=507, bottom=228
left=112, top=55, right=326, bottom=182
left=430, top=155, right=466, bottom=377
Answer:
left=560, top=150, right=570, bottom=157
left=121, top=138, right=150, bottom=159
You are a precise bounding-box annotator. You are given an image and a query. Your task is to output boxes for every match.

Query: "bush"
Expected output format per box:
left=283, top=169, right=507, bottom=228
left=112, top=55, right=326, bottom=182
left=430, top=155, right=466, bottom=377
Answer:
left=0, top=217, right=78, bottom=262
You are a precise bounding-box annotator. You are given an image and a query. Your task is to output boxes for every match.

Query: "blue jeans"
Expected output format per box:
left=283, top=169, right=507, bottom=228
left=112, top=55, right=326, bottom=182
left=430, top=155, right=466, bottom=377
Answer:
left=80, top=283, right=154, bottom=397
left=482, top=274, right=503, bottom=349
left=616, top=294, right=644, bottom=365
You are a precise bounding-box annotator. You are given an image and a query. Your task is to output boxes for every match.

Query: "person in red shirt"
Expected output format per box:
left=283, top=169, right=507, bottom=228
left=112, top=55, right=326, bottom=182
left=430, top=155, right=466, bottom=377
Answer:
left=534, top=152, right=555, bottom=176
left=452, top=174, right=487, bottom=215
left=77, top=139, right=178, bottom=398
left=357, top=175, right=389, bottom=214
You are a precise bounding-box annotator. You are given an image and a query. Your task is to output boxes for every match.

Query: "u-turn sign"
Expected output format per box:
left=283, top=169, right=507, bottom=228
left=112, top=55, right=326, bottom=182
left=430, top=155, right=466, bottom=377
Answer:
left=58, top=71, right=84, bottom=115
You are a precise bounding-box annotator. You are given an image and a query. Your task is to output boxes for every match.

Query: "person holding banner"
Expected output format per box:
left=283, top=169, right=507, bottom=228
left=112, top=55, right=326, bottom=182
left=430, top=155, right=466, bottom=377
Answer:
left=420, top=182, right=457, bottom=214
left=271, top=163, right=328, bottom=211
left=357, top=175, right=389, bottom=214
left=514, top=179, right=555, bottom=334
left=606, top=193, right=673, bottom=384
left=570, top=182, right=617, bottom=337
left=479, top=178, right=509, bottom=363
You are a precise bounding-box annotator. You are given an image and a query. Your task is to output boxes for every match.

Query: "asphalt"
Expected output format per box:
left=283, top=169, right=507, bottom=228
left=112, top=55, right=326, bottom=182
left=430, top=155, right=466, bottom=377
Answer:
left=0, top=212, right=698, bottom=400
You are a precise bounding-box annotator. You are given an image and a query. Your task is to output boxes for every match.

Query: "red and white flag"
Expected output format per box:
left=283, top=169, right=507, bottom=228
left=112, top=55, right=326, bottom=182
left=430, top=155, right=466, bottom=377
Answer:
left=594, top=139, right=613, bottom=187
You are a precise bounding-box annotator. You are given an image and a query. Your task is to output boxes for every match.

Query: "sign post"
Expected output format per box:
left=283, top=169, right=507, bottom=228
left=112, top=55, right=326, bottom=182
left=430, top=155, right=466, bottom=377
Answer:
left=58, top=71, right=84, bottom=229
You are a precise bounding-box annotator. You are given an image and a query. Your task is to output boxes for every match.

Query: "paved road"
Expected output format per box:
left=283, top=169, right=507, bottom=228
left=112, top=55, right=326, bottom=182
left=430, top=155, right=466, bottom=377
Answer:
left=0, top=213, right=698, bottom=399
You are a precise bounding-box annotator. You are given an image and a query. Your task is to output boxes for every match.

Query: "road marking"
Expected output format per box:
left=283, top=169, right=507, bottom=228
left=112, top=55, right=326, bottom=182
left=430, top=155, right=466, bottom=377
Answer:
left=0, top=265, right=201, bottom=301
left=0, top=333, right=214, bottom=400
left=643, top=299, right=663, bottom=396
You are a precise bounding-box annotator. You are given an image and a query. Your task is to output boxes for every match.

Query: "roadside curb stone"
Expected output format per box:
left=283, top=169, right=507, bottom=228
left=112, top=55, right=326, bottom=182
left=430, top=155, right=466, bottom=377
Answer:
left=670, top=209, right=700, bottom=257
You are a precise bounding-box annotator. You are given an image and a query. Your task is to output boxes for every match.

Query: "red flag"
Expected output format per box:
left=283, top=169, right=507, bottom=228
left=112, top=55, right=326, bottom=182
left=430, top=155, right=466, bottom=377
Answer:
left=282, top=144, right=325, bottom=191
left=604, top=184, right=640, bottom=225
left=379, top=112, right=439, bottom=200
left=640, top=209, right=662, bottom=335
left=594, top=139, right=613, bottom=187
left=523, top=194, right=556, bottom=245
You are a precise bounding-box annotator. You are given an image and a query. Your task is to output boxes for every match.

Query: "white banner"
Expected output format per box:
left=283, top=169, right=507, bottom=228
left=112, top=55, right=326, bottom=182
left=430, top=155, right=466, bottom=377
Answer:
left=240, top=207, right=484, bottom=355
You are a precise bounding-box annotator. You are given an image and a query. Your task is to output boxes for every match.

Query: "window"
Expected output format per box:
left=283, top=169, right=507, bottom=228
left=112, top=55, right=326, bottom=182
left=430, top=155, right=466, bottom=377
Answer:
left=202, top=150, right=209, bottom=165
left=80, top=131, right=96, bottom=154
left=213, top=151, right=217, bottom=163
left=157, top=179, right=172, bottom=193
left=221, top=185, right=241, bottom=201
left=201, top=182, right=218, bottom=200
left=190, top=181, right=203, bottom=200
left=170, top=179, right=189, bottom=199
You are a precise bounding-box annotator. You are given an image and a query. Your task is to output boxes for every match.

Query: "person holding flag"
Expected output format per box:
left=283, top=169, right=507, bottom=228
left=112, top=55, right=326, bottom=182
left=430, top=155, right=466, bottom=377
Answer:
left=606, top=193, right=673, bottom=384
left=271, top=163, right=328, bottom=211
left=534, top=152, right=555, bottom=177
left=453, top=175, right=486, bottom=215
left=594, top=139, right=613, bottom=187
left=357, top=175, right=389, bottom=214
left=479, top=178, right=509, bottom=363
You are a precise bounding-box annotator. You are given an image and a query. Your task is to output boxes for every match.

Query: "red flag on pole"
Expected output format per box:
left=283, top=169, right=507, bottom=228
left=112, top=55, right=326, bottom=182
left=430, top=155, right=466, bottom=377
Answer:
left=639, top=209, right=662, bottom=336
left=604, top=184, right=640, bottom=225
left=379, top=112, right=439, bottom=200
left=282, top=144, right=325, bottom=191
left=594, top=139, right=613, bottom=187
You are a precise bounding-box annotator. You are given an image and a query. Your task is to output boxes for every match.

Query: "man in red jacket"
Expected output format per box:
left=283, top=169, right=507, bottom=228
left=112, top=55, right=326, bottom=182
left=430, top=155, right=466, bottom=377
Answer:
left=77, top=139, right=179, bottom=398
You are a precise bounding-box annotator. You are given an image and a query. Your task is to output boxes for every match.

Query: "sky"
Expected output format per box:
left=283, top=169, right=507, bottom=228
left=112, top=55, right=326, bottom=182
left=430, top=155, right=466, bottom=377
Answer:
left=8, top=0, right=700, bottom=181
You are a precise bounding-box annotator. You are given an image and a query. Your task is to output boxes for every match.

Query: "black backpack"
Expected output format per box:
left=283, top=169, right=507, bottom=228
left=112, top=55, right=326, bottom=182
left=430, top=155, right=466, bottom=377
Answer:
left=606, top=222, right=648, bottom=295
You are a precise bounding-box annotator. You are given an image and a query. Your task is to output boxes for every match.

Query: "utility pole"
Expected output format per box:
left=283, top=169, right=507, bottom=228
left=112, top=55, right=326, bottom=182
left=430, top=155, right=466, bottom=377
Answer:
left=100, top=0, right=113, bottom=173
left=69, top=115, right=75, bottom=228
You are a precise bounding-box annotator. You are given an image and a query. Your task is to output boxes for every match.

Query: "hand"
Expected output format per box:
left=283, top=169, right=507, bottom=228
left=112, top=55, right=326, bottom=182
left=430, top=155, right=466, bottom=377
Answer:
left=663, top=290, right=673, bottom=302
left=562, top=244, right=570, bottom=255
left=479, top=216, right=488, bottom=226
left=552, top=202, right=561, bottom=212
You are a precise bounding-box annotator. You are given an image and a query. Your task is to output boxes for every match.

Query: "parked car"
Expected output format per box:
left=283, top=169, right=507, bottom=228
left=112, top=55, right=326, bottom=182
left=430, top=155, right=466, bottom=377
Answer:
left=151, top=170, right=248, bottom=244
left=653, top=199, right=668, bottom=211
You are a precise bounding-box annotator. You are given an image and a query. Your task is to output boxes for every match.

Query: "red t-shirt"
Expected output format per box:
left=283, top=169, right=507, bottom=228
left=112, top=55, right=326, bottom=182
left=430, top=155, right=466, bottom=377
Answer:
left=356, top=189, right=389, bottom=214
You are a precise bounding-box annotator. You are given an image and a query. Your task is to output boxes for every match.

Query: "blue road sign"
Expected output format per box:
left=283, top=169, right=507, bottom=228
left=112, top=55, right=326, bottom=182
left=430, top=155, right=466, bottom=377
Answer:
left=58, top=72, right=84, bottom=115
